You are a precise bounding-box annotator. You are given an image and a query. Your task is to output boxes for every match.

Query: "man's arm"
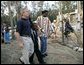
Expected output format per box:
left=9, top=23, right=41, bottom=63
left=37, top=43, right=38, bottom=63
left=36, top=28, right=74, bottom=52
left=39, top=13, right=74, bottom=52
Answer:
left=15, top=32, right=24, bottom=48
left=37, top=16, right=41, bottom=28
left=47, top=18, right=52, bottom=37
left=36, top=16, right=42, bottom=35
left=15, top=20, right=24, bottom=48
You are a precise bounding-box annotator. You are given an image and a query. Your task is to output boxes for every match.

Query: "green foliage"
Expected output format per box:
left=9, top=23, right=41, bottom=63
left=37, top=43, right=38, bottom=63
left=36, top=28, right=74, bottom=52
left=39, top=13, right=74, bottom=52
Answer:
left=61, top=1, right=77, bottom=14
left=1, top=1, right=82, bottom=24
left=1, top=15, right=10, bottom=26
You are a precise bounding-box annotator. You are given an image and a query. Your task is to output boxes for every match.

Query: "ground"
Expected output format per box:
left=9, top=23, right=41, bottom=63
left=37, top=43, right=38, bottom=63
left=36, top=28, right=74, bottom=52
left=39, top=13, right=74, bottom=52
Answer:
left=1, top=38, right=83, bottom=64
left=1, top=27, right=83, bottom=64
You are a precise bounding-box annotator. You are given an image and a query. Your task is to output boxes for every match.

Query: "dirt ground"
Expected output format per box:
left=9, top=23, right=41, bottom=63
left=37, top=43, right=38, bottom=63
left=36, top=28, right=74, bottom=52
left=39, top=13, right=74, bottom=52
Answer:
left=1, top=28, right=83, bottom=64
left=1, top=38, right=83, bottom=64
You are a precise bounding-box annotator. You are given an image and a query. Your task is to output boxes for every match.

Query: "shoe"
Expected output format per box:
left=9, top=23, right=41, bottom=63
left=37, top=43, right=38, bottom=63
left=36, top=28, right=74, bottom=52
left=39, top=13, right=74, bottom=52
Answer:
left=19, top=58, right=24, bottom=64
left=44, top=53, right=48, bottom=56
left=42, top=53, right=48, bottom=58
left=43, top=62, right=46, bottom=64
left=42, top=54, right=46, bottom=58
left=30, top=61, right=35, bottom=64
left=40, top=61, right=46, bottom=64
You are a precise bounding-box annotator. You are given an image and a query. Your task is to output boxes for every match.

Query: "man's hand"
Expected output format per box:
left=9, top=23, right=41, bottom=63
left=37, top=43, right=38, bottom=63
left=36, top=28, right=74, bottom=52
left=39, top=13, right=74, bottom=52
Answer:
left=19, top=43, right=24, bottom=48
left=15, top=32, right=24, bottom=48
left=17, top=38, right=24, bottom=49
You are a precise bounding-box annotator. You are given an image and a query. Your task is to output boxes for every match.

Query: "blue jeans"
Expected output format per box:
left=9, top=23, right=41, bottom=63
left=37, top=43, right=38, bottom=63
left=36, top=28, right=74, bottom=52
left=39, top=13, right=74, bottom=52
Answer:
left=4, top=32, right=10, bottom=44
left=40, top=36, right=47, bottom=55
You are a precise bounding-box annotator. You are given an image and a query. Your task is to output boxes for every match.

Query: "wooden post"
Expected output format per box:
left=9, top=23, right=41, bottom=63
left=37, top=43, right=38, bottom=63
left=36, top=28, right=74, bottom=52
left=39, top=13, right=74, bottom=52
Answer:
left=59, top=1, right=64, bottom=44
left=77, top=1, right=82, bottom=48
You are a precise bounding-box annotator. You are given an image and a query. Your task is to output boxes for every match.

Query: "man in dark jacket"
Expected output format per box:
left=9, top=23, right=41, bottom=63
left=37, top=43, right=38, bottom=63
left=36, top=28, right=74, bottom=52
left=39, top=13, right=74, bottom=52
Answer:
left=29, top=20, right=46, bottom=64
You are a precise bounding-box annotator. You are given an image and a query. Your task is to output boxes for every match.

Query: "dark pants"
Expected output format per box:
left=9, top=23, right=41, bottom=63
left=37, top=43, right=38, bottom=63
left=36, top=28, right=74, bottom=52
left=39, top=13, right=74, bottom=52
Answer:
left=1, top=33, right=4, bottom=43
left=29, top=30, right=44, bottom=64
left=29, top=48, right=44, bottom=64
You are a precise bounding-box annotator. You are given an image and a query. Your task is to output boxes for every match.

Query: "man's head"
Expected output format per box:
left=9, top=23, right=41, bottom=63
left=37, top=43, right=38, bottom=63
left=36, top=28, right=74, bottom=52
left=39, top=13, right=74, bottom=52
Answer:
left=42, top=10, right=48, bottom=17
left=20, top=8, right=30, bottom=18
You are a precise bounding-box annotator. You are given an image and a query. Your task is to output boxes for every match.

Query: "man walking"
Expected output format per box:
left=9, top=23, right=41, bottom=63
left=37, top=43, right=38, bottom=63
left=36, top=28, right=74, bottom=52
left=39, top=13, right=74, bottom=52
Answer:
left=36, top=10, right=51, bottom=57
left=29, top=21, right=46, bottom=64
left=15, top=8, right=34, bottom=64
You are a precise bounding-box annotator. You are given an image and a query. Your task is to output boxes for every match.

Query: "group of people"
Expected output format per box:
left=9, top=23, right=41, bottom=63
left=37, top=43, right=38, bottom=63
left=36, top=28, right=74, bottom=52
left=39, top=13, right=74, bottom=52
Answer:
left=1, top=6, right=82, bottom=64
left=15, top=8, right=51, bottom=64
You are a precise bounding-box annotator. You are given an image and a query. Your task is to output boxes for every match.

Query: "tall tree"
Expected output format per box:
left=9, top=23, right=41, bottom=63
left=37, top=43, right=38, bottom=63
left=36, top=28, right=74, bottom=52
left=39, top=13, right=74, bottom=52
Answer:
left=61, top=1, right=77, bottom=14
left=15, top=1, right=22, bottom=20
left=80, top=1, right=83, bottom=9
left=37, top=1, right=44, bottom=11
left=1, top=1, right=8, bottom=16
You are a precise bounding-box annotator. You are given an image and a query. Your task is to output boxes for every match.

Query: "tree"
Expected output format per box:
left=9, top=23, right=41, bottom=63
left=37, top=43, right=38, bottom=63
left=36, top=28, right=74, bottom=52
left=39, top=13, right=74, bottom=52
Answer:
left=48, top=8, right=58, bottom=22
left=4, top=1, right=22, bottom=39
left=37, top=1, right=44, bottom=11
left=1, top=15, right=10, bottom=25
left=15, top=1, right=22, bottom=20
left=31, top=1, right=37, bottom=21
left=44, top=1, right=50, bottom=10
left=61, top=1, right=77, bottom=14
left=1, top=1, right=8, bottom=16
left=31, top=1, right=37, bottom=13
left=80, top=1, right=83, bottom=9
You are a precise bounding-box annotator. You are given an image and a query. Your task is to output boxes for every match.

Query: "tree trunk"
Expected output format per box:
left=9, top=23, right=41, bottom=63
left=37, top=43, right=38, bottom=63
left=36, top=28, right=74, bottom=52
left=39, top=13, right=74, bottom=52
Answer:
left=7, top=1, right=13, bottom=39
